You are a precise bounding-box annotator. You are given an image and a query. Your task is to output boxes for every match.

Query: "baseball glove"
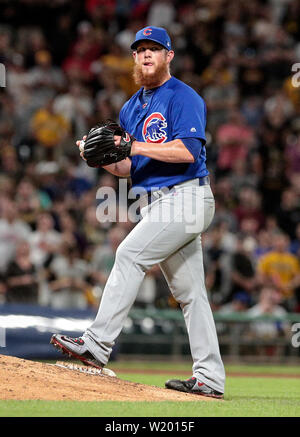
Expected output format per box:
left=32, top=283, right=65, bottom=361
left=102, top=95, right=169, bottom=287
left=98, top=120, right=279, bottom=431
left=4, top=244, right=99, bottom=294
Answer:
left=81, top=120, right=136, bottom=167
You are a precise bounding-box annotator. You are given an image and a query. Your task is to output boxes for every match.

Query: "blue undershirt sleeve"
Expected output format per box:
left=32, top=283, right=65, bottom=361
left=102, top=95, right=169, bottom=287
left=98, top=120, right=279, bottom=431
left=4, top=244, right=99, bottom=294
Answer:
left=180, top=137, right=203, bottom=161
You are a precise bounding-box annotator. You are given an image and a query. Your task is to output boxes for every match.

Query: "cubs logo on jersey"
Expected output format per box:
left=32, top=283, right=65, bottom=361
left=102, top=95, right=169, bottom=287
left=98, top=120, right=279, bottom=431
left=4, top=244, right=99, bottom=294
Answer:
left=142, top=112, right=168, bottom=143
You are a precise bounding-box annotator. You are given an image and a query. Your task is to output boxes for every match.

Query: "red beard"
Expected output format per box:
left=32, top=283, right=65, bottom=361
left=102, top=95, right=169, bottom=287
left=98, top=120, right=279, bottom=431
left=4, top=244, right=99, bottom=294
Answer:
left=133, top=60, right=169, bottom=89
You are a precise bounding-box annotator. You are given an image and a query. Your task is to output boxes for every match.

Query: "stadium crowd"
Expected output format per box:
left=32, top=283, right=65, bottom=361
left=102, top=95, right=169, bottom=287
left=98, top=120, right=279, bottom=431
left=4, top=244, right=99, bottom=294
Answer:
left=0, top=0, right=300, bottom=332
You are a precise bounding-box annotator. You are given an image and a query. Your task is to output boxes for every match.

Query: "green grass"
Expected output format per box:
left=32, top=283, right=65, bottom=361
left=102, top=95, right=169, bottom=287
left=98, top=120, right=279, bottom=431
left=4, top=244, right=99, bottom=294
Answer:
left=1, top=362, right=300, bottom=417
left=108, top=360, right=300, bottom=375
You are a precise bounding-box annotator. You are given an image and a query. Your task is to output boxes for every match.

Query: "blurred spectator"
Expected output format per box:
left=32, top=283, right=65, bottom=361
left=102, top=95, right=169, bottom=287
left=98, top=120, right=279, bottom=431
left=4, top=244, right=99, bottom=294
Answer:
left=135, top=269, right=157, bottom=309
left=30, top=98, right=71, bottom=160
left=93, top=68, right=127, bottom=118
left=0, top=197, right=32, bottom=273
left=34, top=160, right=65, bottom=202
left=239, top=217, right=261, bottom=240
left=115, top=19, right=142, bottom=52
left=0, top=175, right=15, bottom=200
left=185, top=22, right=222, bottom=77
left=48, top=243, right=90, bottom=309
left=285, top=118, right=300, bottom=174
left=152, top=264, right=175, bottom=309
left=71, top=21, right=103, bottom=65
left=28, top=212, right=61, bottom=268
left=0, top=93, right=19, bottom=144
left=0, top=26, right=12, bottom=65
left=53, top=82, right=93, bottom=139
left=147, top=0, right=176, bottom=28
left=290, top=223, right=300, bottom=258
left=175, top=53, right=203, bottom=93
left=218, top=292, right=252, bottom=314
left=256, top=232, right=300, bottom=310
left=26, top=50, right=66, bottom=109
left=62, top=21, right=102, bottom=84
left=237, top=50, right=265, bottom=98
left=215, top=291, right=252, bottom=337
left=204, top=225, right=233, bottom=305
left=98, top=42, right=138, bottom=98
left=90, top=224, right=128, bottom=287
left=202, top=63, right=238, bottom=131
left=264, top=214, right=281, bottom=236
left=227, top=234, right=258, bottom=304
left=85, top=0, right=116, bottom=28
left=0, top=146, right=20, bottom=179
left=20, top=28, right=47, bottom=67
left=211, top=196, right=238, bottom=233
left=15, top=178, right=46, bottom=229
left=259, top=26, right=295, bottom=83
left=275, top=187, right=300, bottom=239
left=90, top=222, right=156, bottom=308
left=247, top=286, right=290, bottom=355
left=216, top=110, right=255, bottom=175
left=57, top=210, right=87, bottom=257
left=7, top=52, right=29, bottom=110
left=240, top=96, right=264, bottom=129
left=5, top=240, right=39, bottom=304
left=283, top=73, right=300, bottom=113
left=48, top=13, right=76, bottom=66
left=281, top=0, right=300, bottom=42
left=213, top=177, right=236, bottom=211
left=253, top=229, right=272, bottom=261
left=256, top=117, right=289, bottom=214
left=264, top=89, right=294, bottom=123
left=59, top=160, right=94, bottom=200
left=233, top=186, right=265, bottom=231
left=289, top=172, right=300, bottom=199
left=228, top=159, right=259, bottom=197
left=81, top=205, right=107, bottom=257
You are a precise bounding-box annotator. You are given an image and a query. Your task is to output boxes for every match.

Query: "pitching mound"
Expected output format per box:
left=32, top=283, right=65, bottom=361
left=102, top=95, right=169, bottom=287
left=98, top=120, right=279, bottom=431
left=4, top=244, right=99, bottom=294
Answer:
left=0, top=355, right=216, bottom=402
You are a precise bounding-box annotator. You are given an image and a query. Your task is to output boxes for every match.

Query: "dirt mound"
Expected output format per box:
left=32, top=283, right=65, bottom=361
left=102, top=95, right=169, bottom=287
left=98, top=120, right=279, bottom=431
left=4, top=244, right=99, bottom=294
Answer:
left=0, top=355, right=215, bottom=402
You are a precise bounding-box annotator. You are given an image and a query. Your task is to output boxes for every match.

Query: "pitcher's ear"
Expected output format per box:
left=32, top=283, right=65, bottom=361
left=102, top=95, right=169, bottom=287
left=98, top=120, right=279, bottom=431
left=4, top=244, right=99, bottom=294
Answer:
left=167, top=50, right=175, bottom=63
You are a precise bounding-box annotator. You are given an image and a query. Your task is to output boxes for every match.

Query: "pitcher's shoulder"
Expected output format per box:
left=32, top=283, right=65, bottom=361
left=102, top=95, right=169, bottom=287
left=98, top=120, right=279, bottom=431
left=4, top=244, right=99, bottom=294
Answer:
left=168, top=77, right=205, bottom=102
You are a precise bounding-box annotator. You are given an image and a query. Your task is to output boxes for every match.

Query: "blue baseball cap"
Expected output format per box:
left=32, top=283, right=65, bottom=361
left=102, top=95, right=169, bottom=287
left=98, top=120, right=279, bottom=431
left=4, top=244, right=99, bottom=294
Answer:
left=131, top=26, right=172, bottom=51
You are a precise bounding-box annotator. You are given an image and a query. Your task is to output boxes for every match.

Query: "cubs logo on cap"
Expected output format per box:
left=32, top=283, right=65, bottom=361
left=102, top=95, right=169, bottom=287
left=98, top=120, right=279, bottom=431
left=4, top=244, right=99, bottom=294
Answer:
left=143, top=28, right=152, bottom=36
left=131, top=26, right=172, bottom=51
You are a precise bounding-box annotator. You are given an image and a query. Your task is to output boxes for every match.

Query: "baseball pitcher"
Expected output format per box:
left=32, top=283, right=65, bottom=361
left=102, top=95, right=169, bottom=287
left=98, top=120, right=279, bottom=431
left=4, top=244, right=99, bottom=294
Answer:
left=51, top=26, right=225, bottom=399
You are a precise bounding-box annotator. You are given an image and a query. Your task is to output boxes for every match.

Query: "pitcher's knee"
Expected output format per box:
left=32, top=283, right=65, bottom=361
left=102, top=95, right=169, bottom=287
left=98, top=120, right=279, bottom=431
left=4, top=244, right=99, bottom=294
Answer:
left=115, top=240, right=135, bottom=263
left=115, top=241, right=153, bottom=272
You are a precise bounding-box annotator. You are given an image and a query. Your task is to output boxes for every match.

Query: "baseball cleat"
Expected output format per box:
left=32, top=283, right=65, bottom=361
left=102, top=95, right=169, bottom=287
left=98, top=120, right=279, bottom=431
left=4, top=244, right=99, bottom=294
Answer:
left=165, top=377, right=224, bottom=399
left=50, top=334, right=104, bottom=369
left=55, top=361, right=117, bottom=377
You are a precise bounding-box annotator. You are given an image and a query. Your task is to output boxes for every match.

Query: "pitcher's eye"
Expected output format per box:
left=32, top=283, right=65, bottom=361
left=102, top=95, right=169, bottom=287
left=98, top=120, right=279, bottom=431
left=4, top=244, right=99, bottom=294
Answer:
left=136, top=46, right=163, bottom=53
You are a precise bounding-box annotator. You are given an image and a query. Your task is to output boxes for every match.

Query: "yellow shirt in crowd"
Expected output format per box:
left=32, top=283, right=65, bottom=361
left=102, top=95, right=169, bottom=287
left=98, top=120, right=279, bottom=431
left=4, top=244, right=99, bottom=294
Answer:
left=31, top=109, right=70, bottom=148
left=257, top=251, right=300, bottom=298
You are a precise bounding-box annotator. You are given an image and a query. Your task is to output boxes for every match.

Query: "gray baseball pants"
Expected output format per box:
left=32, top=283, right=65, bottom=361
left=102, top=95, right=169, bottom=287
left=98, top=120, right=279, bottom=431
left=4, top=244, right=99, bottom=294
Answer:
left=83, top=179, right=225, bottom=393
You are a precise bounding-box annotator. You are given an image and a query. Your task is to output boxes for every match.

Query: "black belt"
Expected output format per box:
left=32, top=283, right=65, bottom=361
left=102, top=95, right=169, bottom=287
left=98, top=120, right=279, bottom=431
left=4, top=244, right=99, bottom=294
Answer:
left=194, top=176, right=210, bottom=186
left=168, top=176, right=210, bottom=190
left=144, top=176, right=210, bottom=206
